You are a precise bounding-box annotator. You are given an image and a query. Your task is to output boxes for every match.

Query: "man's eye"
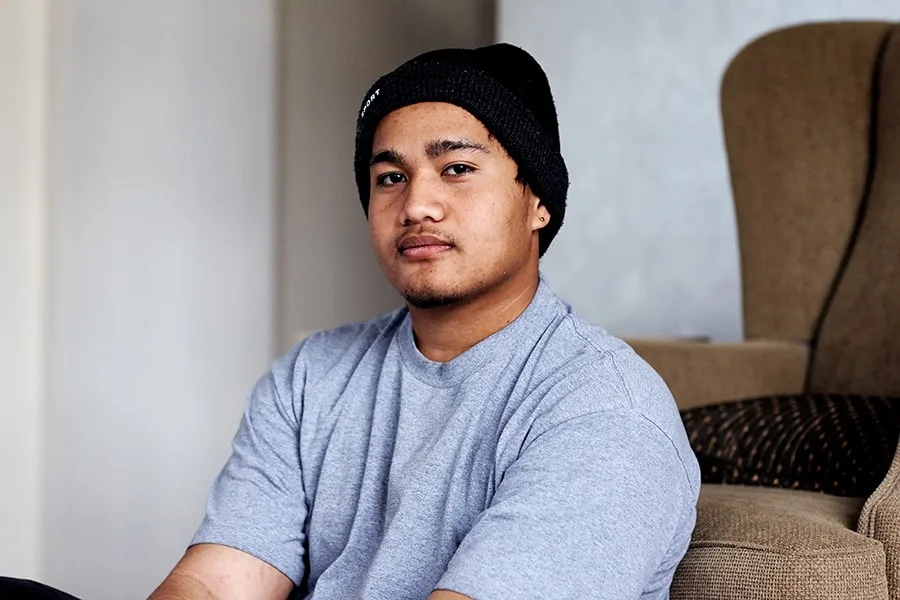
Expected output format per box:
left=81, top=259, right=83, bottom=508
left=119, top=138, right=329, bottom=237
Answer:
left=443, top=164, right=474, bottom=177
left=376, top=172, right=406, bottom=186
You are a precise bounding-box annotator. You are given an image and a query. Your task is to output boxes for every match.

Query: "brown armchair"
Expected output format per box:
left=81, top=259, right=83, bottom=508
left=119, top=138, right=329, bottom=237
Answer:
left=630, top=21, right=900, bottom=599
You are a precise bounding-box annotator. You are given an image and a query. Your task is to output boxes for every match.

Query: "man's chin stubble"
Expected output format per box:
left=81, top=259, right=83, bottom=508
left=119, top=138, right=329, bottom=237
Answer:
left=402, top=291, right=465, bottom=310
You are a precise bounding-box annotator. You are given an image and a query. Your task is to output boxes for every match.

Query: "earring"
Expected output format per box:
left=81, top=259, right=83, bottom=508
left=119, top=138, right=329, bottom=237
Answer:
left=539, top=216, right=545, bottom=222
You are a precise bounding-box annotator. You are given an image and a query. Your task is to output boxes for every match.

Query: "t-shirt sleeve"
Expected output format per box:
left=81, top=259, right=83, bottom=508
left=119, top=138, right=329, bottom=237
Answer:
left=191, top=351, right=308, bottom=586
left=435, top=410, right=696, bottom=600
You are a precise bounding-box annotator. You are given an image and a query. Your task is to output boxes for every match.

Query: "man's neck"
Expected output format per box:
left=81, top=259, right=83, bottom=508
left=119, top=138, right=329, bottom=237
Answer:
left=408, top=272, right=540, bottom=363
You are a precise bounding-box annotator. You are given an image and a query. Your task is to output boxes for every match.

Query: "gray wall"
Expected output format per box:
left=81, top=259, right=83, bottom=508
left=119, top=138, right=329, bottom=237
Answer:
left=42, top=2, right=277, bottom=598
left=278, top=0, right=495, bottom=349
left=0, top=0, right=46, bottom=581
left=499, top=0, right=900, bottom=342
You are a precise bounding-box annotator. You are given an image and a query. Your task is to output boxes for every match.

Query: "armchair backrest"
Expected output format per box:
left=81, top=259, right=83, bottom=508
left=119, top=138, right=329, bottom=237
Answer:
left=721, top=21, right=900, bottom=394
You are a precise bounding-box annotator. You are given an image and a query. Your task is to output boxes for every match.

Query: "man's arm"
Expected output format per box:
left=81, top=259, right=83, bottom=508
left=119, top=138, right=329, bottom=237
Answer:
left=429, top=591, right=471, bottom=600
left=152, top=347, right=310, bottom=598
left=148, top=544, right=293, bottom=600
left=430, top=408, right=697, bottom=599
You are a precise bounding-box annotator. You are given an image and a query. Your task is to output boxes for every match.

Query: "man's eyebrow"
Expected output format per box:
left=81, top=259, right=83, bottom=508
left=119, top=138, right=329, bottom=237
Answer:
left=425, top=139, right=490, bottom=159
left=370, top=149, right=406, bottom=168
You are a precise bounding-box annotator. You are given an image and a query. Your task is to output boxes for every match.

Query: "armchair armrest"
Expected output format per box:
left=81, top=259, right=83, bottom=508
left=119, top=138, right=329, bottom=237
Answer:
left=858, top=442, right=900, bottom=598
left=625, top=339, right=809, bottom=410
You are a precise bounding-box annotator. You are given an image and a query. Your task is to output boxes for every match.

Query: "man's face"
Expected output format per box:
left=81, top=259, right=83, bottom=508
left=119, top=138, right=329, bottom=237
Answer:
left=368, top=102, right=548, bottom=309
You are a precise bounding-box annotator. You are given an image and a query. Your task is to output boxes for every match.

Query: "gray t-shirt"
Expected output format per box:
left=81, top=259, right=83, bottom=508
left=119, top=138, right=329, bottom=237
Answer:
left=193, top=279, right=700, bottom=599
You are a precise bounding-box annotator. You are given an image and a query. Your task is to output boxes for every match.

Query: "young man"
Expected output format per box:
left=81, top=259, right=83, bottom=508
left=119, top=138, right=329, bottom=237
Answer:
left=149, top=43, right=699, bottom=600
left=0, top=43, right=698, bottom=600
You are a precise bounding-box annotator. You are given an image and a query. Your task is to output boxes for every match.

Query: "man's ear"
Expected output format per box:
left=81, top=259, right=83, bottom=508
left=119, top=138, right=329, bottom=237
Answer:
left=529, top=191, right=550, bottom=232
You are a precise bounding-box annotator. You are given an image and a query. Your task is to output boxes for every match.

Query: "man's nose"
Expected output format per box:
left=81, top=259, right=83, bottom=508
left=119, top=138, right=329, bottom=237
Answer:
left=399, top=174, right=446, bottom=225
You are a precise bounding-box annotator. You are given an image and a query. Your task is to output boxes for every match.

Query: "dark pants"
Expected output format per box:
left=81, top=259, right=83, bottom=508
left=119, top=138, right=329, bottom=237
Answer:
left=0, top=578, right=81, bottom=600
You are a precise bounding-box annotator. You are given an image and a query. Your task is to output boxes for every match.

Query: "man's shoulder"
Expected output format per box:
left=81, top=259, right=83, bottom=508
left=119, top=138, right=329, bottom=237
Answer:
left=540, top=311, right=674, bottom=409
left=535, top=311, right=698, bottom=484
left=304, top=307, right=406, bottom=350
left=273, top=307, right=407, bottom=384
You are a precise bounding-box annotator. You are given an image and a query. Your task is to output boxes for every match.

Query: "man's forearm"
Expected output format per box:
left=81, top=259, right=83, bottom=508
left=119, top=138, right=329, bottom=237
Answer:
left=149, top=543, right=293, bottom=600
left=430, top=590, right=473, bottom=600
left=148, top=569, right=219, bottom=600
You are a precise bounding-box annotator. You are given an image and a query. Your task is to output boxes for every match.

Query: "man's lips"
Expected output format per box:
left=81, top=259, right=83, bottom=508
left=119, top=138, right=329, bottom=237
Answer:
left=397, top=235, right=454, bottom=258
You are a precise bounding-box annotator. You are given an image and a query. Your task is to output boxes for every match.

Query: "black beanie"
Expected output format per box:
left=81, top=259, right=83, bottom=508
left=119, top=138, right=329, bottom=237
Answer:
left=353, top=43, right=569, bottom=257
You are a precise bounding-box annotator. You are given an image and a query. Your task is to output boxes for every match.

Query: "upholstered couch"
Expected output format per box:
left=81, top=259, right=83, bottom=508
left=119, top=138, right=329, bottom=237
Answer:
left=630, top=21, right=900, bottom=600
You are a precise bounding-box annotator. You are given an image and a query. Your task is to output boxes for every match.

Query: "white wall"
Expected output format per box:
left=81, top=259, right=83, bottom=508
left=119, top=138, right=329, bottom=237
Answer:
left=0, top=0, right=48, bottom=581
left=500, top=0, right=899, bottom=342
left=41, top=2, right=277, bottom=598
left=279, top=0, right=494, bottom=350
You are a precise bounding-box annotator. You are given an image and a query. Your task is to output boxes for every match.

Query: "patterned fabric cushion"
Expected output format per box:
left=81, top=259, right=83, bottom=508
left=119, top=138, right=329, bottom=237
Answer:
left=681, top=394, right=900, bottom=497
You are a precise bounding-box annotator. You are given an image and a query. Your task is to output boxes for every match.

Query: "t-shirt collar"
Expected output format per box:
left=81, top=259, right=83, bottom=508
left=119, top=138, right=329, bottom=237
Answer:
left=397, top=275, right=563, bottom=388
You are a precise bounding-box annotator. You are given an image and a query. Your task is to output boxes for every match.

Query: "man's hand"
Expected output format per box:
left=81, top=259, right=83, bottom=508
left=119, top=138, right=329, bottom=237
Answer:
left=148, top=544, right=294, bottom=600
